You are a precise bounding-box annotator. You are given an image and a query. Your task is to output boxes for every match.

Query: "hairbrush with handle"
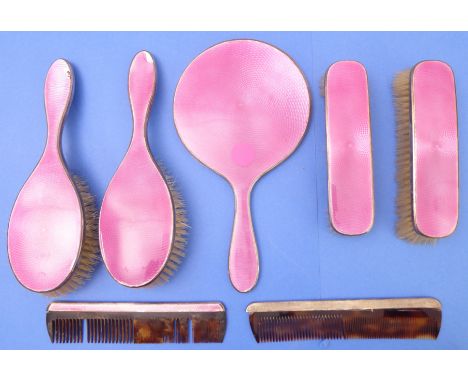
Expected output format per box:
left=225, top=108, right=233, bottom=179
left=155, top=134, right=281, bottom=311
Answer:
left=174, top=40, right=310, bottom=292
left=322, top=61, right=374, bottom=235
left=394, top=61, right=458, bottom=243
left=7, top=59, right=99, bottom=295
left=99, top=51, right=187, bottom=287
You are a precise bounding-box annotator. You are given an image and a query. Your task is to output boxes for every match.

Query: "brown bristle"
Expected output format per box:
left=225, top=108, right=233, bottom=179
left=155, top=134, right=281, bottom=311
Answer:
left=145, top=164, right=188, bottom=288
left=46, top=175, right=100, bottom=296
left=393, top=70, right=436, bottom=244
left=320, top=74, right=326, bottom=97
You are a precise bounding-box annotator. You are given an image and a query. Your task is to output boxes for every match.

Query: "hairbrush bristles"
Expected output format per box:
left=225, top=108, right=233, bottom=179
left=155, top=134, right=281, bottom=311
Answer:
left=47, top=176, right=100, bottom=296
left=394, top=70, right=436, bottom=244
left=148, top=167, right=188, bottom=287
left=320, top=74, right=326, bottom=97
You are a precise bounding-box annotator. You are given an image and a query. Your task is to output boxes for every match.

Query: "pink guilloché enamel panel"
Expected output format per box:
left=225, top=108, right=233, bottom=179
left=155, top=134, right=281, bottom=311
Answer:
left=412, top=61, right=458, bottom=238
left=324, top=61, right=374, bottom=235
left=99, top=51, right=176, bottom=287
left=174, top=40, right=310, bottom=292
left=8, top=59, right=83, bottom=293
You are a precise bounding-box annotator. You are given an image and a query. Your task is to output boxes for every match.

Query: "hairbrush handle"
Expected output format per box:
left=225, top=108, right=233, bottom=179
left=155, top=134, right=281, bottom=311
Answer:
left=229, top=186, right=259, bottom=292
left=129, top=51, right=156, bottom=141
left=44, top=59, right=73, bottom=145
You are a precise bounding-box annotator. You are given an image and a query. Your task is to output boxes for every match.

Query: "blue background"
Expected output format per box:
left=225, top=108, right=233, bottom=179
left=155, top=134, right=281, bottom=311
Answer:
left=0, top=32, right=467, bottom=349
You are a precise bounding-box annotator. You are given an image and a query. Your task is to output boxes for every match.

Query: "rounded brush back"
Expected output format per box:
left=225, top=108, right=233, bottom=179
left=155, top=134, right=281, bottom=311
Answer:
left=100, top=51, right=181, bottom=287
left=394, top=61, right=458, bottom=243
left=411, top=61, right=458, bottom=238
left=8, top=59, right=84, bottom=293
left=324, top=61, right=374, bottom=235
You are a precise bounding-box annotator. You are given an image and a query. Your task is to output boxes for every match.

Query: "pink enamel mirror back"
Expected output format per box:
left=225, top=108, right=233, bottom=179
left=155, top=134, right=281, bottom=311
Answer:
left=174, top=40, right=310, bottom=292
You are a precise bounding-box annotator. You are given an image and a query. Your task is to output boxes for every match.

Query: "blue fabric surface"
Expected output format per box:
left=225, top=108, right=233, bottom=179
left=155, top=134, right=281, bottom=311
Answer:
left=0, top=32, right=467, bottom=349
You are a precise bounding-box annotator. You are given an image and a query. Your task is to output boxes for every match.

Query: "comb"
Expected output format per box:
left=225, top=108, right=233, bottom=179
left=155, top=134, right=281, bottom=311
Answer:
left=247, top=298, right=441, bottom=343
left=47, top=302, right=226, bottom=344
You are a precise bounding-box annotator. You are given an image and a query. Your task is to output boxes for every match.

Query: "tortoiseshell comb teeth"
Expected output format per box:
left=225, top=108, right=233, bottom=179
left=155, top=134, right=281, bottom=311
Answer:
left=247, top=298, right=441, bottom=343
left=47, top=302, right=226, bottom=344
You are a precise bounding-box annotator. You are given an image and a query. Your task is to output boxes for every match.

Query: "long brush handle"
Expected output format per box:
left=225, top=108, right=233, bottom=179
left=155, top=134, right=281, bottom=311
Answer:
left=229, top=186, right=259, bottom=292
left=44, top=59, right=73, bottom=147
left=129, top=51, right=156, bottom=143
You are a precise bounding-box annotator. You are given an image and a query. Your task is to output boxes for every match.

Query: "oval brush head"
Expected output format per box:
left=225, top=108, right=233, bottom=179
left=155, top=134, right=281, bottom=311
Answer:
left=7, top=59, right=99, bottom=295
left=99, top=51, right=187, bottom=287
left=394, top=61, right=458, bottom=244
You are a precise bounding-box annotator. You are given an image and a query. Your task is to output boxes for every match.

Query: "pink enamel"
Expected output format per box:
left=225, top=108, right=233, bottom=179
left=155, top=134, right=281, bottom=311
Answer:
left=7, top=59, right=83, bottom=293
left=325, top=61, right=374, bottom=235
left=99, top=51, right=175, bottom=287
left=412, top=61, right=458, bottom=238
left=174, top=40, right=310, bottom=292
